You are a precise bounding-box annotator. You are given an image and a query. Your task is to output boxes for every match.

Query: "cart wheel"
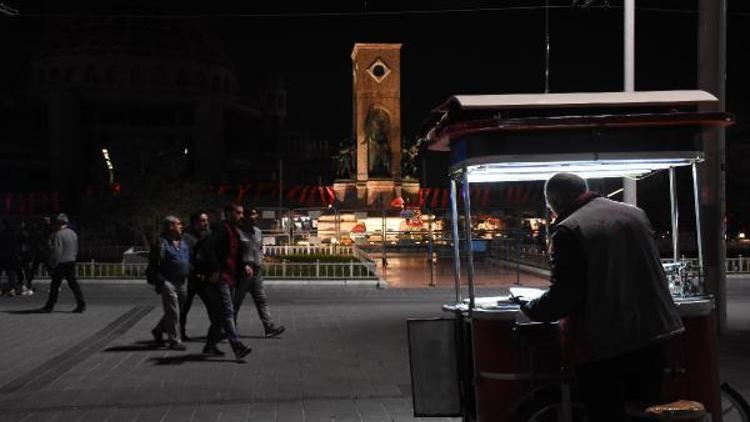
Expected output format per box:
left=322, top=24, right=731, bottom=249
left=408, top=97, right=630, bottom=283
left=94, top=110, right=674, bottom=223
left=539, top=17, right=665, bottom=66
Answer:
left=722, top=382, right=750, bottom=422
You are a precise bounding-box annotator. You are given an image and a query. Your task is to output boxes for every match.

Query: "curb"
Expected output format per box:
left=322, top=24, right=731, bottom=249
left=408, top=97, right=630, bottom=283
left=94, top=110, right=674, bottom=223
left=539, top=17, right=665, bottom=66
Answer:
left=28, top=278, right=385, bottom=287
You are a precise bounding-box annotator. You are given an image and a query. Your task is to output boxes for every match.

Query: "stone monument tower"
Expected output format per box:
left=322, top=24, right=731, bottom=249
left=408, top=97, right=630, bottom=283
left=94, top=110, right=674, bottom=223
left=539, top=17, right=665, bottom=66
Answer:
left=333, top=43, right=419, bottom=208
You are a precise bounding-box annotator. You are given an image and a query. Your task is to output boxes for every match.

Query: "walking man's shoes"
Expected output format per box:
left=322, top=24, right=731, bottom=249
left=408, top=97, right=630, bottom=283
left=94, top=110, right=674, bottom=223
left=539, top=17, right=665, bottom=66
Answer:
left=265, top=325, right=286, bottom=338
left=231, top=343, right=252, bottom=362
left=39, top=306, right=53, bottom=313
left=202, top=345, right=226, bottom=356
left=167, top=342, right=187, bottom=351
left=151, top=329, right=164, bottom=346
left=72, top=305, right=86, bottom=313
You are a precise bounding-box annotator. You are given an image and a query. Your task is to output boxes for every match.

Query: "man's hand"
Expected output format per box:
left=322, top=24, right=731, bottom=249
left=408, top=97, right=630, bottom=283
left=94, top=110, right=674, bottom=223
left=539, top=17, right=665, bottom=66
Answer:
left=508, top=294, right=529, bottom=306
left=154, top=283, right=163, bottom=295
left=208, top=273, right=220, bottom=284
left=244, top=265, right=254, bottom=278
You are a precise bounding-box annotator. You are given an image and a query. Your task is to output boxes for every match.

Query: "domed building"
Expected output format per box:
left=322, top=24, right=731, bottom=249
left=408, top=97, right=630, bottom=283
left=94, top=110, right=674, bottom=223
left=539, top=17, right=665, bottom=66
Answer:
left=25, top=17, right=284, bottom=209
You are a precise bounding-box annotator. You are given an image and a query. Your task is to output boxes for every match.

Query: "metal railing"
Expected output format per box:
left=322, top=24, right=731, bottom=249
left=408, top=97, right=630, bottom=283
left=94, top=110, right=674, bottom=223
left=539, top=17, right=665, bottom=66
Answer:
left=32, top=260, right=377, bottom=280
left=263, top=261, right=378, bottom=279
left=26, top=255, right=750, bottom=280
left=35, top=262, right=148, bottom=279
left=264, top=245, right=354, bottom=257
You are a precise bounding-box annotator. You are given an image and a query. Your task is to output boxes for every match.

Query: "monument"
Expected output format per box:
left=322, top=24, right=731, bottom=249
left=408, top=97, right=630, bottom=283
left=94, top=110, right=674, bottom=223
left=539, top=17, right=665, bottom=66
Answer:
left=333, top=43, right=420, bottom=209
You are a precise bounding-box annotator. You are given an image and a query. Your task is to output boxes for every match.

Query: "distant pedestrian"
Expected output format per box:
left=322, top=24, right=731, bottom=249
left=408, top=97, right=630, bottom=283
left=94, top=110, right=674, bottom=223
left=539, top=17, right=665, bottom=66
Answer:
left=0, top=218, right=21, bottom=296
left=180, top=211, right=213, bottom=341
left=147, top=215, right=190, bottom=350
left=202, top=204, right=252, bottom=361
left=234, top=207, right=285, bottom=338
left=25, top=217, right=53, bottom=293
left=16, top=220, right=35, bottom=296
left=41, top=213, right=86, bottom=313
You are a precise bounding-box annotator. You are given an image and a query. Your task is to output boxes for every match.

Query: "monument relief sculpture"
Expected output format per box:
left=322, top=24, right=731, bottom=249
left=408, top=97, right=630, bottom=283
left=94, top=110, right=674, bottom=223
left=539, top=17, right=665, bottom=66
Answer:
left=333, top=139, right=355, bottom=179
left=401, top=139, right=422, bottom=179
left=363, top=107, right=391, bottom=177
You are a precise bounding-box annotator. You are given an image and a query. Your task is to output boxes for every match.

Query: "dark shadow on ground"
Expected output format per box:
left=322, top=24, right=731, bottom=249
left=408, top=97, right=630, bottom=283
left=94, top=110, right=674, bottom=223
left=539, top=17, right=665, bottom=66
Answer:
left=3, top=309, right=60, bottom=314
left=148, top=354, right=243, bottom=365
left=104, top=340, right=166, bottom=352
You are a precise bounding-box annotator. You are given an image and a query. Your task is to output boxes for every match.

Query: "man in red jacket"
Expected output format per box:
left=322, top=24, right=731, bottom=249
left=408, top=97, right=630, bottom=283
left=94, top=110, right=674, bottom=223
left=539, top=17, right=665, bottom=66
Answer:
left=203, top=204, right=252, bottom=362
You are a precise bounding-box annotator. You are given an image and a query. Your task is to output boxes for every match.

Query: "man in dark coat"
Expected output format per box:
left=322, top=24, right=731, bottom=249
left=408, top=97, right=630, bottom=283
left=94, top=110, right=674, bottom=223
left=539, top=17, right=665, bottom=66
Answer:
left=519, top=172, right=684, bottom=421
left=179, top=211, right=213, bottom=341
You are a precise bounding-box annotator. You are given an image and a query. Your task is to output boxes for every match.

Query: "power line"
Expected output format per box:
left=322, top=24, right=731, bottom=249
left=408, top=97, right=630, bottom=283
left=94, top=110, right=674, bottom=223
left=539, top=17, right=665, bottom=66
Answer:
left=5, top=4, right=747, bottom=20
left=0, top=5, right=590, bottom=19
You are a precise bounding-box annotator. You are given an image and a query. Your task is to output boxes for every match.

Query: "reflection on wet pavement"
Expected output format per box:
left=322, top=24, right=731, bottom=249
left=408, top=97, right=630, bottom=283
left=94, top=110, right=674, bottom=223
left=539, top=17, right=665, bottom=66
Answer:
left=373, top=253, right=550, bottom=288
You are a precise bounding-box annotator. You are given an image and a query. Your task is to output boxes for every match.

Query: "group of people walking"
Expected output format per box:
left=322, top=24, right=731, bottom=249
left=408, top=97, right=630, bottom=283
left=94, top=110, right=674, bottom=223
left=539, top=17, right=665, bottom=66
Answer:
left=147, top=203, right=284, bottom=362
left=1, top=213, right=86, bottom=313
left=0, top=216, right=51, bottom=297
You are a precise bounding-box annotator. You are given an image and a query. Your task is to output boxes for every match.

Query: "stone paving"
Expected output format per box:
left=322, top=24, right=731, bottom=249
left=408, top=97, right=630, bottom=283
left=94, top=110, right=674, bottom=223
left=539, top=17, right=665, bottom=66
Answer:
left=0, top=283, right=500, bottom=422
left=0, top=278, right=747, bottom=421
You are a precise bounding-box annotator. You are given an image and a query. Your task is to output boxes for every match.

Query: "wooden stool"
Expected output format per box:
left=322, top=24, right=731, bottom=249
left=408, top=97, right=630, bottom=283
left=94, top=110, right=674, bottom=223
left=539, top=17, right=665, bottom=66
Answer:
left=626, top=400, right=707, bottom=421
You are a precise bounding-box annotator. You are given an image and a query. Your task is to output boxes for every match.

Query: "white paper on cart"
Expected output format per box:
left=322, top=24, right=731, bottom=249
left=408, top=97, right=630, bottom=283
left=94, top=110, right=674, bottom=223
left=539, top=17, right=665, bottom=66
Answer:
left=508, top=287, right=546, bottom=302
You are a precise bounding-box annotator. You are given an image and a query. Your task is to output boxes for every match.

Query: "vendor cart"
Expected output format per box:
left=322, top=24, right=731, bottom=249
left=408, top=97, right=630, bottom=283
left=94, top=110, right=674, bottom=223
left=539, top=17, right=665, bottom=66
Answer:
left=406, top=90, right=745, bottom=421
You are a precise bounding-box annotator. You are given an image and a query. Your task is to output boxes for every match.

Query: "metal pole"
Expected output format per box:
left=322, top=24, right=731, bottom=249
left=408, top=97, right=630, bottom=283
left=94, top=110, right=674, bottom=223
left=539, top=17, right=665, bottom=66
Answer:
left=428, top=207, right=435, bottom=287
left=622, top=0, right=637, bottom=205
left=692, top=162, right=705, bottom=276
left=698, top=0, right=727, bottom=333
left=450, top=178, right=462, bottom=304
left=279, top=158, right=283, bottom=210
left=624, top=0, right=635, bottom=92
left=461, top=171, right=476, bottom=310
left=382, top=201, right=387, bottom=268
left=669, top=167, right=680, bottom=263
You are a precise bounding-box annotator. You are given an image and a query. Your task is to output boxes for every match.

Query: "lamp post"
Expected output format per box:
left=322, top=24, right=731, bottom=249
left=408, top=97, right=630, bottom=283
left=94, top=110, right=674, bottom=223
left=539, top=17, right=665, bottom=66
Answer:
left=381, top=197, right=388, bottom=268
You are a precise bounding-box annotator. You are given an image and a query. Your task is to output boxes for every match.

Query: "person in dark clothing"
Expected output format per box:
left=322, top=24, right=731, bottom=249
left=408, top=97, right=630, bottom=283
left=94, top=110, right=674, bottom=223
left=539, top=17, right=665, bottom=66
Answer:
left=234, top=207, right=285, bottom=338
left=41, top=213, right=86, bottom=313
left=25, top=217, right=52, bottom=293
left=148, top=215, right=190, bottom=350
left=517, top=173, right=684, bottom=421
left=16, top=220, right=34, bottom=296
left=202, top=204, right=252, bottom=361
left=180, top=211, right=213, bottom=341
left=0, top=218, right=20, bottom=296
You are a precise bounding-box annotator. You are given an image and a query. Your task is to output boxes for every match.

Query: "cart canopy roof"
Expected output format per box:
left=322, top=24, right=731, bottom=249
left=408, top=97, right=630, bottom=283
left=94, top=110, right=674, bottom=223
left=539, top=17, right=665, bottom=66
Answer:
left=421, top=90, right=733, bottom=156
left=452, top=151, right=701, bottom=183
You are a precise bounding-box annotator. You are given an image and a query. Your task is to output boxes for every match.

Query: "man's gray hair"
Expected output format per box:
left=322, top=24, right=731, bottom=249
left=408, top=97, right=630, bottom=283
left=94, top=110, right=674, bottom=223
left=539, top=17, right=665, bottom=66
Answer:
left=55, top=213, right=69, bottom=225
left=544, top=172, right=589, bottom=214
left=162, top=215, right=181, bottom=233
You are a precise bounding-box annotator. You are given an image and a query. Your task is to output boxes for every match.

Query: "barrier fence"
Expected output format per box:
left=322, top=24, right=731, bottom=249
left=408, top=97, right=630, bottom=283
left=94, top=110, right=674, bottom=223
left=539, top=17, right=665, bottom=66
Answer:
left=24, top=255, right=750, bottom=281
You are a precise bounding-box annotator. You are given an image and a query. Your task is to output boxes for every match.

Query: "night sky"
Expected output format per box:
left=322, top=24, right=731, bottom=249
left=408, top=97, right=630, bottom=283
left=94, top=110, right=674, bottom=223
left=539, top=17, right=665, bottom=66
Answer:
left=1, top=0, right=749, bottom=227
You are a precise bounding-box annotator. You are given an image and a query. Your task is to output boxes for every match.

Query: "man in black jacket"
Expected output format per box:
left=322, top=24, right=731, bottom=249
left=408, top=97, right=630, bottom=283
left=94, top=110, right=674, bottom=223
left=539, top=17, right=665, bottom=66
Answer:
left=180, top=211, right=213, bottom=341
left=519, top=172, right=684, bottom=421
